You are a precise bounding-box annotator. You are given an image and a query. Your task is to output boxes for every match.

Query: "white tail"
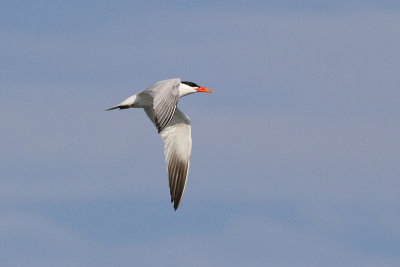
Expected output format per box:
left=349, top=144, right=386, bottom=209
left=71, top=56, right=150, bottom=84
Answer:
left=106, top=95, right=137, bottom=111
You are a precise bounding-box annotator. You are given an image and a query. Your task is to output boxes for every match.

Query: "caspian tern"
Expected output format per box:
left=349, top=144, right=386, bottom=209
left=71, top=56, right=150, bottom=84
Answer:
left=107, top=78, right=213, bottom=210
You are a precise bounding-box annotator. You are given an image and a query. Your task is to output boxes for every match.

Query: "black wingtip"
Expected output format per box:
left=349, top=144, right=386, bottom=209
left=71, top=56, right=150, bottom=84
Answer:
left=105, top=106, right=119, bottom=111
left=173, top=200, right=180, bottom=211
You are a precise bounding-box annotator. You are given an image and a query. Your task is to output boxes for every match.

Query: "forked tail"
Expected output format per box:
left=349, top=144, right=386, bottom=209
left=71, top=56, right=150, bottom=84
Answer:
left=105, top=95, right=137, bottom=111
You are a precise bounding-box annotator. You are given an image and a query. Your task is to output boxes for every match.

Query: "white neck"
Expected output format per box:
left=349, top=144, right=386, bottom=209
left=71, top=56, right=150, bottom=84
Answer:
left=178, top=83, right=197, bottom=97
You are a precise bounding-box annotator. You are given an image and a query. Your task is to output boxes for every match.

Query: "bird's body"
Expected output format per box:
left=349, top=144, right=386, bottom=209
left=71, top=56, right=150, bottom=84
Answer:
left=107, top=78, right=213, bottom=210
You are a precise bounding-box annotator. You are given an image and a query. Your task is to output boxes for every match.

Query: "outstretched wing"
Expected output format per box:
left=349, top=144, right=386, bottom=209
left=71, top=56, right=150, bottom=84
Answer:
left=160, top=108, right=192, bottom=210
left=143, top=78, right=180, bottom=133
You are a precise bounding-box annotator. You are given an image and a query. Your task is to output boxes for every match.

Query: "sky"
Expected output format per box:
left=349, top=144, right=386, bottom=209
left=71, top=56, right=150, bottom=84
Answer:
left=1, top=1, right=400, bottom=266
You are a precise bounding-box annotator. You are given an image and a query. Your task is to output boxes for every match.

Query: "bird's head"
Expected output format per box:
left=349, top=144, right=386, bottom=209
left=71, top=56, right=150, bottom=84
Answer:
left=179, top=81, right=214, bottom=97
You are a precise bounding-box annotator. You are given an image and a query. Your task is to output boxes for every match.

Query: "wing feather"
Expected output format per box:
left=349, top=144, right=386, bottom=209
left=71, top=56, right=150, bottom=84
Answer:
left=143, top=105, right=192, bottom=210
left=160, top=108, right=192, bottom=210
left=144, top=78, right=180, bottom=133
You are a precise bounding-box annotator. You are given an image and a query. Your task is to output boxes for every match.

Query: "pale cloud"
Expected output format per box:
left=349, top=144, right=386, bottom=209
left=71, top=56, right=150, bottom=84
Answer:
left=1, top=213, right=398, bottom=266
left=1, top=6, right=400, bottom=267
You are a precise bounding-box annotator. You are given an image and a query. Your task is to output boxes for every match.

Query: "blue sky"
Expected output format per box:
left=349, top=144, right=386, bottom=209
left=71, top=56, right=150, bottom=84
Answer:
left=1, top=1, right=400, bottom=266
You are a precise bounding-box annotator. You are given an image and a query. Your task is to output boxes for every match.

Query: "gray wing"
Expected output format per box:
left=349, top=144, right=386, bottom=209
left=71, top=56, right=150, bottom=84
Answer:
left=143, top=78, right=180, bottom=133
left=160, top=108, right=192, bottom=210
left=144, top=107, right=192, bottom=210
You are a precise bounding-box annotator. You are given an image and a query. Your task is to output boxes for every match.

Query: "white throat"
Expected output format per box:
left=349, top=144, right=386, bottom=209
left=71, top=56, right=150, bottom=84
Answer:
left=179, top=83, right=197, bottom=97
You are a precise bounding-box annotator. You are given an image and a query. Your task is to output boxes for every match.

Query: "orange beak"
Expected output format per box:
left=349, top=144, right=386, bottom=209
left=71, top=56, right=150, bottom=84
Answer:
left=196, top=86, right=214, bottom=93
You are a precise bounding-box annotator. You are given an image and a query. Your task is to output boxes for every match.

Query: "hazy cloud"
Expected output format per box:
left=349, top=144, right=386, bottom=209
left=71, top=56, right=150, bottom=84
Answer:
left=1, top=4, right=399, bottom=266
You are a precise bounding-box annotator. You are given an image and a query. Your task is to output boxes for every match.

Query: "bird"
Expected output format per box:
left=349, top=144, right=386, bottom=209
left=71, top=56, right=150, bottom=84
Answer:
left=106, top=78, right=213, bottom=210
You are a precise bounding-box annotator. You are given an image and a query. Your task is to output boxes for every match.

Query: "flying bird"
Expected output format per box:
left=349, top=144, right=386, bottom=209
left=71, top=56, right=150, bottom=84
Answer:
left=107, top=78, right=213, bottom=210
